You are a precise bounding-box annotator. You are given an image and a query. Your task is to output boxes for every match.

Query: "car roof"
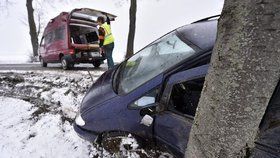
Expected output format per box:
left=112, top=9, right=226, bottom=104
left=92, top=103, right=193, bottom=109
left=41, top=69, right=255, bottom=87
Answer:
left=176, top=19, right=218, bottom=51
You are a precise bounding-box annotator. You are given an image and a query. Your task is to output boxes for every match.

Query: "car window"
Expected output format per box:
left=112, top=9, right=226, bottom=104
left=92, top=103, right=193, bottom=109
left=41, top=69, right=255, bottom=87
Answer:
left=129, top=88, right=158, bottom=108
left=45, top=32, right=53, bottom=44
left=117, top=32, right=198, bottom=94
left=54, top=26, right=65, bottom=41
left=169, top=77, right=205, bottom=117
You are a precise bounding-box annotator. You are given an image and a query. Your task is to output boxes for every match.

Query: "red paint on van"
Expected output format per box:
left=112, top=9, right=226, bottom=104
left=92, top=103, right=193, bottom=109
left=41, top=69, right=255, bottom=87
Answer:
left=39, top=8, right=116, bottom=69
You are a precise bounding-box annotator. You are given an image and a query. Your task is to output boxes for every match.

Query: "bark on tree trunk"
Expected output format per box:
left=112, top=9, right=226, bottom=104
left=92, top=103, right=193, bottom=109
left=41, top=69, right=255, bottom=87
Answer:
left=186, top=0, right=280, bottom=157
left=125, top=0, right=137, bottom=59
left=26, top=0, right=38, bottom=57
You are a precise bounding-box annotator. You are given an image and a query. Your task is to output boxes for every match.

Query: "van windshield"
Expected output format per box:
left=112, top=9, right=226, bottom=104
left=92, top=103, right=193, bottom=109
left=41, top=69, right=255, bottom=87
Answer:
left=115, top=32, right=198, bottom=94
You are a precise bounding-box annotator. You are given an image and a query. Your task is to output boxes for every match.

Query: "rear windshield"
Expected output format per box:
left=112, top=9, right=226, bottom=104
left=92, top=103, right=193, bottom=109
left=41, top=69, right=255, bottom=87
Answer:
left=115, top=31, right=198, bottom=94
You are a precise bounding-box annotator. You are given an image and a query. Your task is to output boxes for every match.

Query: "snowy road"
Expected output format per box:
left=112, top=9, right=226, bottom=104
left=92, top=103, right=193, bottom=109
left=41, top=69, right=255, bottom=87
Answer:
left=0, top=63, right=108, bottom=71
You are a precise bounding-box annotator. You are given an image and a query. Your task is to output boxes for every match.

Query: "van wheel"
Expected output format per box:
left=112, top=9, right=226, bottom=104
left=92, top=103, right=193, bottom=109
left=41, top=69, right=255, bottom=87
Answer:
left=93, top=61, right=101, bottom=68
left=40, top=59, right=47, bottom=67
left=61, top=57, right=72, bottom=70
left=101, top=133, right=142, bottom=154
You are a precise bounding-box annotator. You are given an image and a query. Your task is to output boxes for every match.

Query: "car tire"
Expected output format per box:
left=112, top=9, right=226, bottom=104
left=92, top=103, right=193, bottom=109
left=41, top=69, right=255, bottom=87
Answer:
left=40, top=59, right=47, bottom=67
left=93, top=61, right=101, bottom=68
left=61, top=56, right=73, bottom=70
left=101, top=132, right=141, bottom=154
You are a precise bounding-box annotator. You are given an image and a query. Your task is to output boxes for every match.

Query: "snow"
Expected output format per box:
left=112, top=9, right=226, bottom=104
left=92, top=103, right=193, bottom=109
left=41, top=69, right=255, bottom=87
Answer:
left=0, top=97, right=94, bottom=158
left=0, top=71, right=100, bottom=157
left=0, top=70, right=173, bottom=157
left=0, top=55, right=29, bottom=64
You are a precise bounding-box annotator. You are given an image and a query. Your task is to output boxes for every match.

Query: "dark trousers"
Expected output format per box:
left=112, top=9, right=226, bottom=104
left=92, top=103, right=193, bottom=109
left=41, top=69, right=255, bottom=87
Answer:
left=103, top=42, right=115, bottom=69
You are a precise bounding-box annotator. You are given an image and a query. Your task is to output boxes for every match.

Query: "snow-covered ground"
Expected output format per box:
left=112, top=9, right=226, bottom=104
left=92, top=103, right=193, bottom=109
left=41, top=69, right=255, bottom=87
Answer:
left=0, top=70, right=172, bottom=158
left=0, top=97, right=96, bottom=158
left=0, top=70, right=102, bottom=157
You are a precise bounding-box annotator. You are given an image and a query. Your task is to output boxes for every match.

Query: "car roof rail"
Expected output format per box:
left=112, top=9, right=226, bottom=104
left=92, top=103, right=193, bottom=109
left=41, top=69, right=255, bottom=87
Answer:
left=191, top=15, right=220, bottom=24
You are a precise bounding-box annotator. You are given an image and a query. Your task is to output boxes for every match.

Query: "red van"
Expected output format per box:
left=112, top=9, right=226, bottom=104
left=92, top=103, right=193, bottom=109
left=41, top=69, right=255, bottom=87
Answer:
left=39, top=8, right=116, bottom=69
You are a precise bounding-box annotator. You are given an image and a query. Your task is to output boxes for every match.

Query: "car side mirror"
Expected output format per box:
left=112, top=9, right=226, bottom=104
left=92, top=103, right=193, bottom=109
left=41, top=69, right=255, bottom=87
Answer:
left=140, top=104, right=157, bottom=116
left=140, top=114, right=153, bottom=127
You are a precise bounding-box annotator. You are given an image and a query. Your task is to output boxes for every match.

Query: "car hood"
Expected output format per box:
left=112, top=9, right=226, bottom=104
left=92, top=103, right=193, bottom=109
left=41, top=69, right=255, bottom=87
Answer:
left=80, top=68, right=118, bottom=113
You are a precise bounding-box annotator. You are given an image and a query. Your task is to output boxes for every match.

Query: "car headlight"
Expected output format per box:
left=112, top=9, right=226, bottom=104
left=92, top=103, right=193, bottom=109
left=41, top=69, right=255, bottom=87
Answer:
left=75, top=113, right=85, bottom=126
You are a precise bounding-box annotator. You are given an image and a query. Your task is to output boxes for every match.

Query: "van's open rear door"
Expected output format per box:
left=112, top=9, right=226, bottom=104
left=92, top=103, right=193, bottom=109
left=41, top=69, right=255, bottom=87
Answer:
left=69, top=8, right=117, bottom=51
left=69, top=8, right=117, bottom=25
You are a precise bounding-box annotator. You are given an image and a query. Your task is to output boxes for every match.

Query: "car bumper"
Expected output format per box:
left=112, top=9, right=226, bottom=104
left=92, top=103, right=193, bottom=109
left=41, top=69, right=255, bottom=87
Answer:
left=73, top=56, right=106, bottom=63
left=73, top=123, right=99, bottom=142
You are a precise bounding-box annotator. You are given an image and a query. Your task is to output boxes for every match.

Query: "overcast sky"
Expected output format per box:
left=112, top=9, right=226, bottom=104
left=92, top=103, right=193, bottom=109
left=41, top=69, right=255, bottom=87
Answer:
left=0, top=0, right=224, bottom=63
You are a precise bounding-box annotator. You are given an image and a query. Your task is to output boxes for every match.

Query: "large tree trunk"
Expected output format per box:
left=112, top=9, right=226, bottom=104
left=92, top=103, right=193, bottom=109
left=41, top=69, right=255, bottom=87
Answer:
left=186, top=0, right=280, bottom=157
left=26, top=0, right=38, bottom=57
left=125, top=0, right=137, bottom=59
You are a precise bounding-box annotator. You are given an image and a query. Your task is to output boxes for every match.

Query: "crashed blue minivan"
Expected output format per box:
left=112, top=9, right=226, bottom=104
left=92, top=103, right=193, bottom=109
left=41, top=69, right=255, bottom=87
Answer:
left=73, top=16, right=218, bottom=157
left=73, top=14, right=280, bottom=157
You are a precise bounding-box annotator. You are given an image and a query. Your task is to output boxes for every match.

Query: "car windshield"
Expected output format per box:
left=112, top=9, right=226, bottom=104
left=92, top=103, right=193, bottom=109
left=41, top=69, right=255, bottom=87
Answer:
left=115, top=31, right=198, bottom=94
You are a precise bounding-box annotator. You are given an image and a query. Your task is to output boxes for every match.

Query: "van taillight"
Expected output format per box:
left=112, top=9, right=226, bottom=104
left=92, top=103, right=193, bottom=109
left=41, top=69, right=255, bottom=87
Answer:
left=69, top=49, right=75, bottom=54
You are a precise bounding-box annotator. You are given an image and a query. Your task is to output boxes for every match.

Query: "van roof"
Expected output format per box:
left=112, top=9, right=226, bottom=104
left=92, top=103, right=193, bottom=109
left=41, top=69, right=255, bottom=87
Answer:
left=44, top=12, right=68, bottom=34
left=44, top=8, right=117, bottom=35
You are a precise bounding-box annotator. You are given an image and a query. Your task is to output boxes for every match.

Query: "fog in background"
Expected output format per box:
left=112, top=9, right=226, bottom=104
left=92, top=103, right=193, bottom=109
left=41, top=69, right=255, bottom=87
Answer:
left=0, top=0, right=224, bottom=63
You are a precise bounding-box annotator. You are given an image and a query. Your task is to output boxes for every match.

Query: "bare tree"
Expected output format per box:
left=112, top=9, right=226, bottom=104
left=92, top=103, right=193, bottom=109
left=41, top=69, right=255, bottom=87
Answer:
left=186, top=0, right=280, bottom=157
left=0, top=0, right=12, bottom=9
left=25, top=0, right=74, bottom=59
left=114, top=0, right=137, bottom=58
left=125, top=0, right=137, bottom=58
left=0, top=0, right=13, bottom=15
left=34, top=2, right=45, bottom=39
left=26, top=0, right=39, bottom=57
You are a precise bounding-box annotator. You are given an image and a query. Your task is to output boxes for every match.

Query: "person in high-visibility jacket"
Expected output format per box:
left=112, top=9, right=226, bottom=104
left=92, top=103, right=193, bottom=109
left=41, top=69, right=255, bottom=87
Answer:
left=97, top=16, right=115, bottom=69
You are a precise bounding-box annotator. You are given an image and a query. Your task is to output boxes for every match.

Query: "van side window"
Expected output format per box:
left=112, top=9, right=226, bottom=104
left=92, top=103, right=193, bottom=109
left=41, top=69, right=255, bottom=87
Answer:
left=169, top=77, right=205, bottom=117
left=54, top=26, right=65, bottom=41
left=45, top=33, right=53, bottom=44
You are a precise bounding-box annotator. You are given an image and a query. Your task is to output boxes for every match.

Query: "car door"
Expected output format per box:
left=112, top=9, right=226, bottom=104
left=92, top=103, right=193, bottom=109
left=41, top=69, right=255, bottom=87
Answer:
left=154, top=65, right=208, bottom=156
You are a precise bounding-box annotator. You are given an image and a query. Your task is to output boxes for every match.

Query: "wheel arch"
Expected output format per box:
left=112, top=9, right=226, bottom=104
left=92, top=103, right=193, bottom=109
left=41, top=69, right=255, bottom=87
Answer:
left=96, top=130, right=148, bottom=145
left=59, top=53, right=64, bottom=60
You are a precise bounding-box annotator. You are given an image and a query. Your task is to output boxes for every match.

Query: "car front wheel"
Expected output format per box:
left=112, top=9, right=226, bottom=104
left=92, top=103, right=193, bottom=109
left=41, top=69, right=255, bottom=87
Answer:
left=101, top=133, right=140, bottom=154
left=99, top=132, right=167, bottom=157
